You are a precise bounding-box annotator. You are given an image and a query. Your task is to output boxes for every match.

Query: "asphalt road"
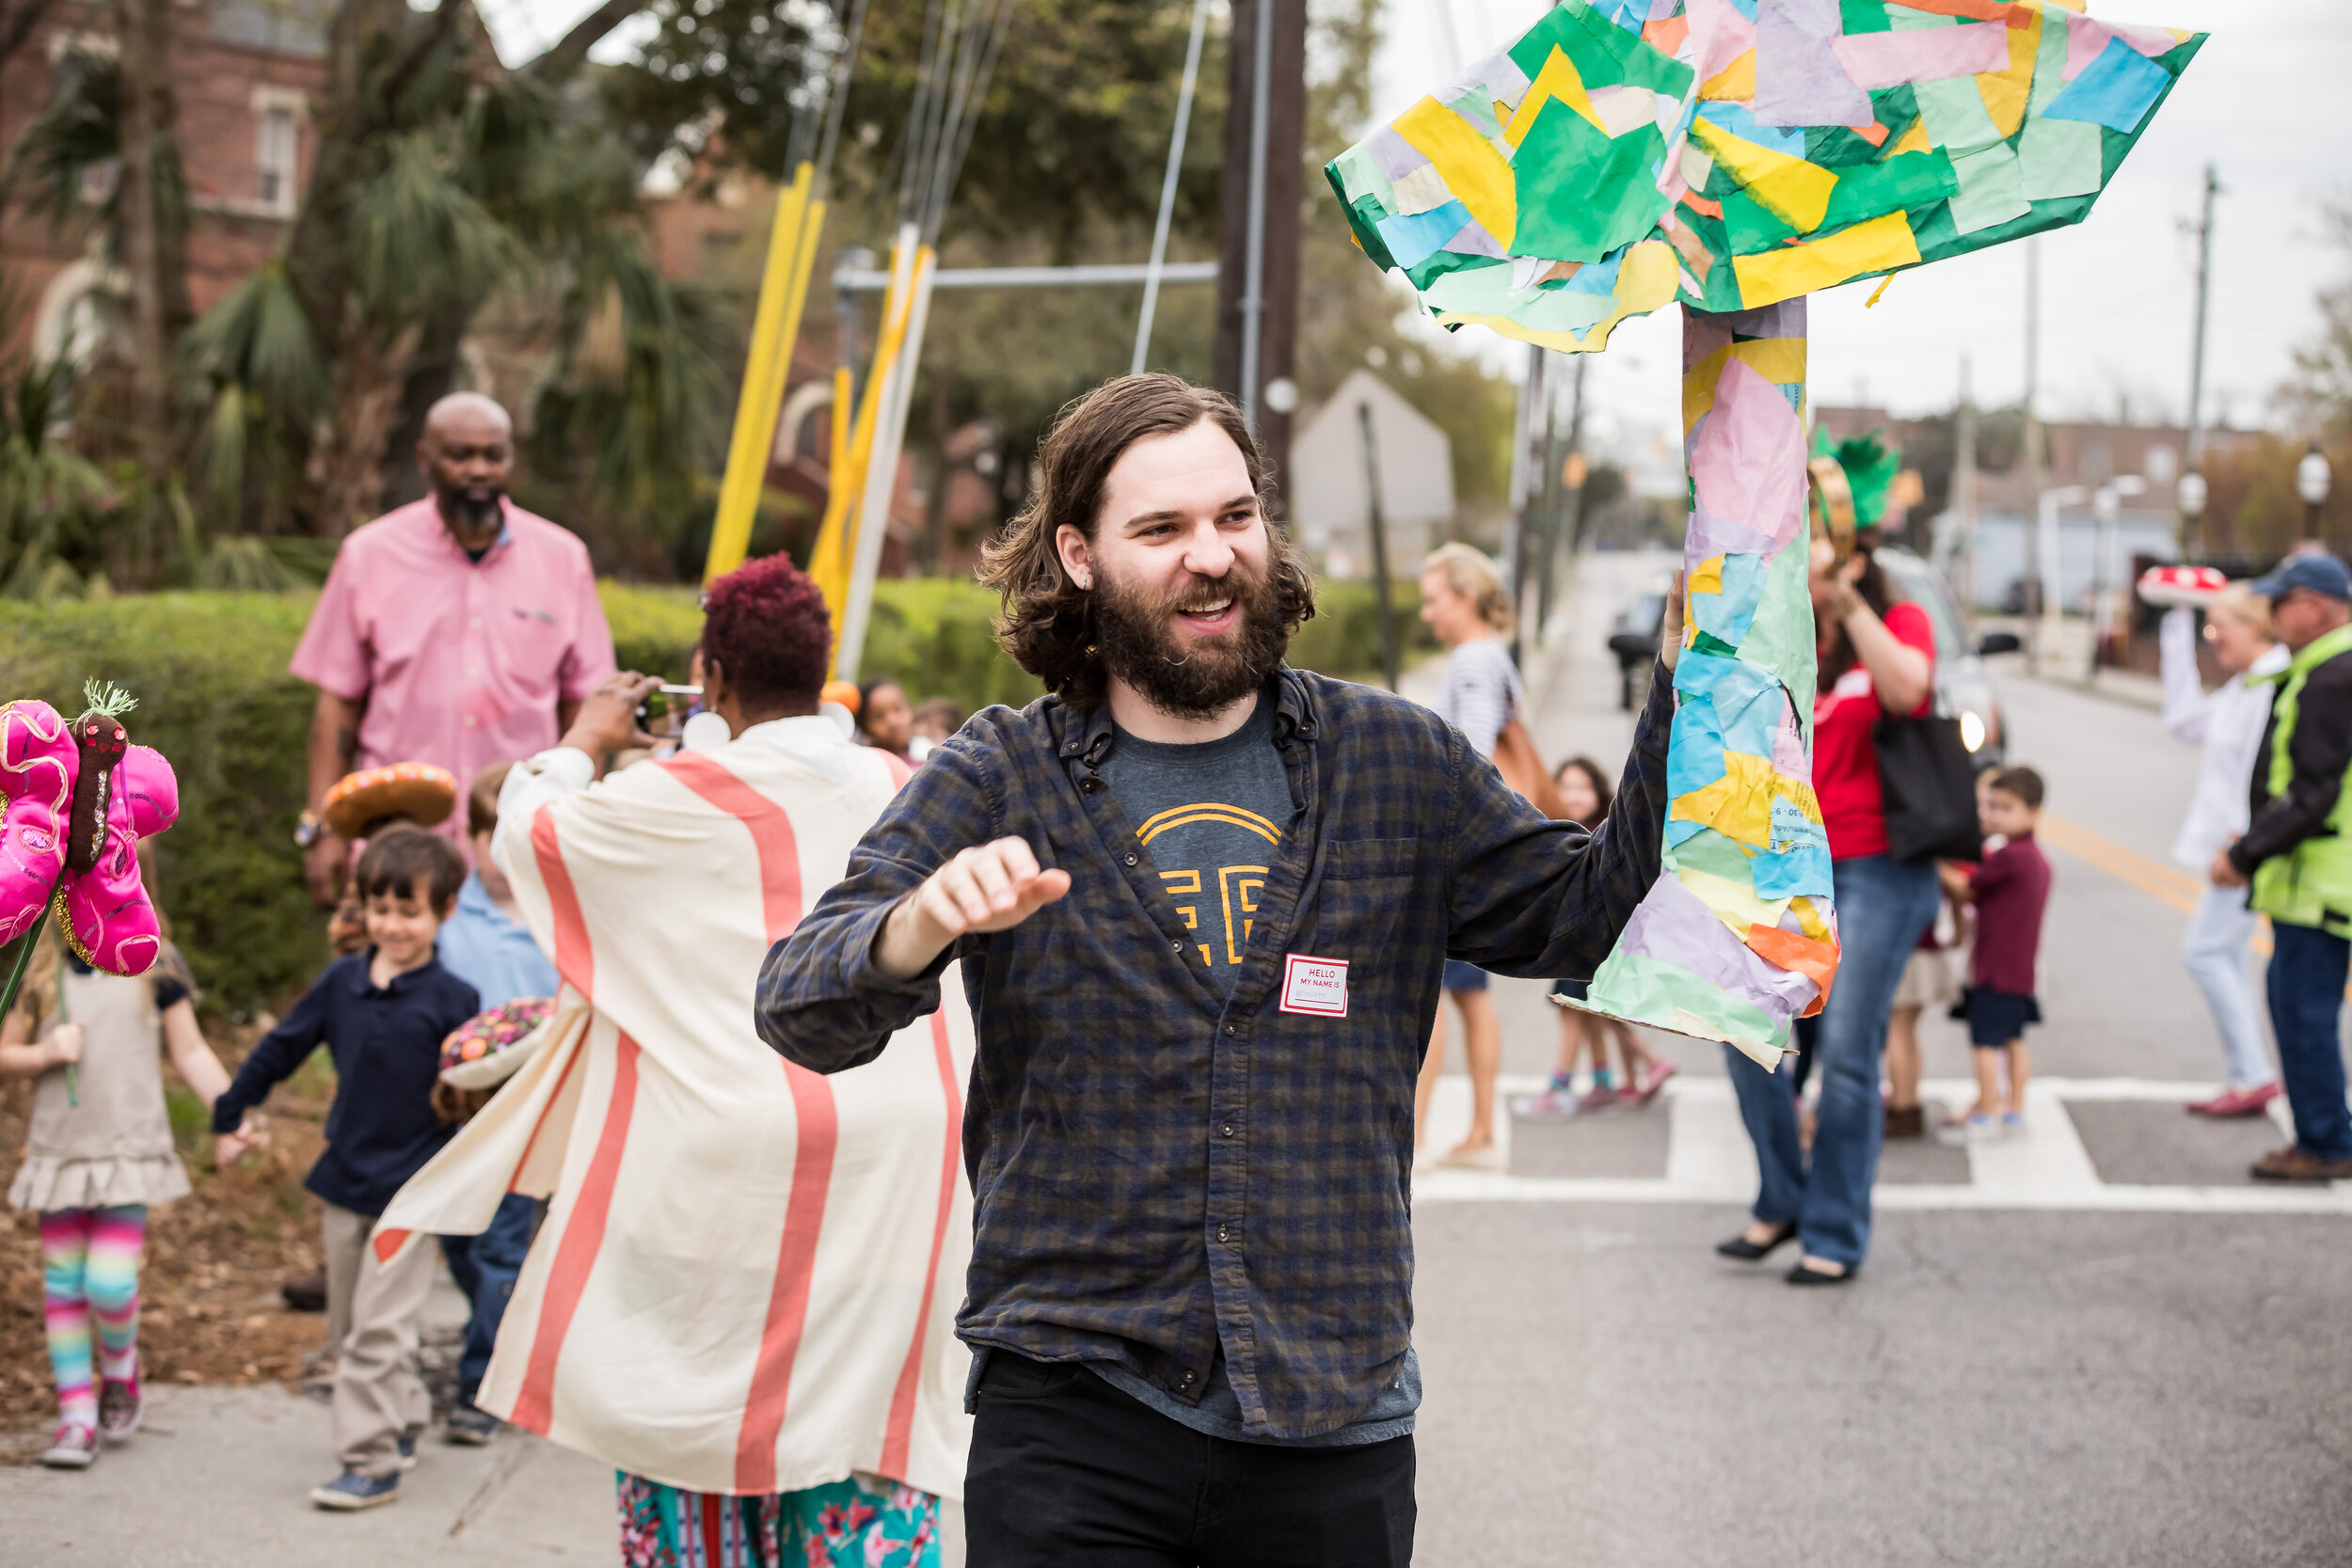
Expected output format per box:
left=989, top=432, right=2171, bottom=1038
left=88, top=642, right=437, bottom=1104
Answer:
left=1405, top=551, right=2352, bottom=1567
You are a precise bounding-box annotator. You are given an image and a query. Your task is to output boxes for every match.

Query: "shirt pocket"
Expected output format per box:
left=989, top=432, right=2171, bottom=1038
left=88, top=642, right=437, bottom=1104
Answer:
left=1305, top=837, right=1422, bottom=971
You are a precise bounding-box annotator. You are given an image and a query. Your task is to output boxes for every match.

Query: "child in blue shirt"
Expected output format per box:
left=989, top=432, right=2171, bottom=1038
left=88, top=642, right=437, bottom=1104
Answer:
left=213, top=828, right=478, bottom=1511
left=424, top=761, right=558, bottom=1447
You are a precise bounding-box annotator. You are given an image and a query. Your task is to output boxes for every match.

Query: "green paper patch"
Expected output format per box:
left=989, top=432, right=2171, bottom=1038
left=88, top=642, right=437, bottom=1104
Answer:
left=1586, top=950, right=1788, bottom=1051
left=1667, top=826, right=1758, bottom=882
left=1514, top=103, right=1671, bottom=263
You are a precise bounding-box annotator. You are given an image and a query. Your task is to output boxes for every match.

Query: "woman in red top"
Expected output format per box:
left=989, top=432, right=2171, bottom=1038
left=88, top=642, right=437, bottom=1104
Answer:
left=1716, top=533, right=1943, bottom=1285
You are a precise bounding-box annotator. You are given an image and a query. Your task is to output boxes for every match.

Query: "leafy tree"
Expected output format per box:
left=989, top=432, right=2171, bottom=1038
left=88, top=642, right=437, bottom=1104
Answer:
left=1295, top=0, right=1514, bottom=514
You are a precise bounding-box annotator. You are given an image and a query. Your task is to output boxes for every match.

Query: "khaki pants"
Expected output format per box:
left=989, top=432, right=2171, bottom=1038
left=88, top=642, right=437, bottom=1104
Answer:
left=320, top=1202, right=437, bottom=1478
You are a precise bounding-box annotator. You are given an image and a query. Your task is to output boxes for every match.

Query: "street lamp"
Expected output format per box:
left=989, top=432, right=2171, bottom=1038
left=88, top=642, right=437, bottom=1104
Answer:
left=2297, top=443, right=2332, bottom=544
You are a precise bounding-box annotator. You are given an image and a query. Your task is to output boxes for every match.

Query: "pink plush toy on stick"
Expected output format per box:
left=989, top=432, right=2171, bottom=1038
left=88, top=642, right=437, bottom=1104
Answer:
left=0, top=681, right=181, bottom=1025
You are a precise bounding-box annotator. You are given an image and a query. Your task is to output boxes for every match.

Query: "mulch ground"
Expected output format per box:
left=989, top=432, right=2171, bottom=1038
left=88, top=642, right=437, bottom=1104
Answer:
left=1, top=1022, right=339, bottom=1447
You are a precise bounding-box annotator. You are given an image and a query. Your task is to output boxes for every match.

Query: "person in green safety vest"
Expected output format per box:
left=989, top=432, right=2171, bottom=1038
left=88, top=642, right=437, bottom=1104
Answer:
left=2212, top=552, right=2352, bottom=1182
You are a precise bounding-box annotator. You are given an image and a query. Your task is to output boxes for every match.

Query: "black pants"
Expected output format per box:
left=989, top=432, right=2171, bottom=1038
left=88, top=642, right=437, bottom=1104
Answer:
left=964, top=1354, right=1416, bottom=1567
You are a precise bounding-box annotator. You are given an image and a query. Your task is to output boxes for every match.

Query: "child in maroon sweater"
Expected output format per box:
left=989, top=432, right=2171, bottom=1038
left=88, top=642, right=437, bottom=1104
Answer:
left=1941, top=767, right=2053, bottom=1141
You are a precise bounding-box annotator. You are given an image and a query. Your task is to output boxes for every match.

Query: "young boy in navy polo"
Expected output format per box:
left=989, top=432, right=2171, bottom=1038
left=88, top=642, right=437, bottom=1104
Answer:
left=212, top=828, right=479, bottom=1511
left=1941, top=767, right=2053, bottom=1143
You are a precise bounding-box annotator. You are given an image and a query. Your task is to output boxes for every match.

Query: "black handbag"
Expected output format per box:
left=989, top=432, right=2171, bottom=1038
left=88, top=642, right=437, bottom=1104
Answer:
left=1872, top=710, right=1983, bottom=863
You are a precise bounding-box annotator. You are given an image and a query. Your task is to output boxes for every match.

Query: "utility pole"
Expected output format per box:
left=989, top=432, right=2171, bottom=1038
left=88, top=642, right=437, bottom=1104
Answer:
left=1952, top=355, right=1979, bottom=610
left=2024, top=237, right=2047, bottom=670
left=1538, top=355, right=1588, bottom=629
left=2181, top=163, right=2218, bottom=562
left=1359, top=403, right=1401, bottom=691
left=1503, top=344, right=1545, bottom=666
left=1519, top=356, right=1563, bottom=666
left=1213, top=0, right=1308, bottom=506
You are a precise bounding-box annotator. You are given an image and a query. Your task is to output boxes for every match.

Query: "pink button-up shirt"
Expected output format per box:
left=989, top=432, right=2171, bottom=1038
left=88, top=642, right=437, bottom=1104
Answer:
left=292, top=498, right=616, bottom=837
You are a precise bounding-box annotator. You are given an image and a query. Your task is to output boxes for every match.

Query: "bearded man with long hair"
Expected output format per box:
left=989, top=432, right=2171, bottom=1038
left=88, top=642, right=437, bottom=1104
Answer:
left=759, top=373, right=1681, bottom=1567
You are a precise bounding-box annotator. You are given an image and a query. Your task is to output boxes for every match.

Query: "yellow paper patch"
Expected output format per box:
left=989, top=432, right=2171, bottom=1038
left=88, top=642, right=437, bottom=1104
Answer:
left=1680, top=337, right=1807, bottom=427
left=1677, top=865, right=1793, bottom=937
left=1732, top=210, right=1920, bottom=309
left=1886, top=116, right=1931, bottom=158
left=1974, top=8, right=2040, bottom=138
left=1503, top=46, right=1601, bottom=148
left=1788, top=895, right=1833, bottom=943
left=1686, top=117, right=1837, bottom=232
left=1396, top=95, right=1518, bottom=248
left=1690, top=554, right=1726, bottom=595
left=1673, top=752, right=1820, bottom=849
left=1699, top=47, right=1756, bottom=102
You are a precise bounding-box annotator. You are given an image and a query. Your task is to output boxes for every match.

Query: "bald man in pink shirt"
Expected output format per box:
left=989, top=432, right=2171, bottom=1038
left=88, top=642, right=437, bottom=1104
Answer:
left=293, top=393, right=616, bottom=907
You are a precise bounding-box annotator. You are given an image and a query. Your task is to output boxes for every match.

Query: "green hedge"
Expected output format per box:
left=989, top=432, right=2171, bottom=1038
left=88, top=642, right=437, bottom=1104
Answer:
left=0, top=577, right=1430, bottom=1012
left=0, top=594, right=326, bottom=1013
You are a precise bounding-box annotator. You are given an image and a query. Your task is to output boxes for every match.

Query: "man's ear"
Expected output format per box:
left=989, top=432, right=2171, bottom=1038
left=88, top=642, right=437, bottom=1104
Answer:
left=1055, top=523, right=1093, bottom=591
left=416, top=439, right=433, bottom=476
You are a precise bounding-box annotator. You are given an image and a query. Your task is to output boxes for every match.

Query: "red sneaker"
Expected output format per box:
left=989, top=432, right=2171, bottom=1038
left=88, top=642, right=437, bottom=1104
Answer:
left=1629, top=1059, right=1679, bottom=1104
left=2187, top=1083, right=2281, bottom=1118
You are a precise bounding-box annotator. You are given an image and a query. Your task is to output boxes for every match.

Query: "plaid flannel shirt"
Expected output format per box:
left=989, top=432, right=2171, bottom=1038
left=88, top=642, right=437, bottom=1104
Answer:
left=757, top=665, right=1672, bottom=1439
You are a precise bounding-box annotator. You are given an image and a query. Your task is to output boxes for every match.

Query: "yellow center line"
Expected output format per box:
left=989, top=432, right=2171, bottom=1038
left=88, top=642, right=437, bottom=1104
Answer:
left=2039, top=812, right=2278, bottom=959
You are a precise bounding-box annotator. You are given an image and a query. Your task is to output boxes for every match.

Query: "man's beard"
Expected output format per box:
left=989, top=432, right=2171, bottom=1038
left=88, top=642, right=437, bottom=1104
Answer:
left=437, top=483, right=504, bottom=534
left=1092, top=562, right=1291, bottom=719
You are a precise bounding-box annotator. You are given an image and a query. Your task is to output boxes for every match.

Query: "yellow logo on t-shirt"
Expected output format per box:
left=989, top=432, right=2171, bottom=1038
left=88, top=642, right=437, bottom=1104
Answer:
left=1139, top=803, right=1279, bottom=970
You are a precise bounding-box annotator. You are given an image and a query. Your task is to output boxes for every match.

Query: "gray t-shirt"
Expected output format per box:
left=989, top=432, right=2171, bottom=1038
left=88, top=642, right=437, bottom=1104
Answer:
left=1098, top=695, right=1294, bottom=997
left=1087, top=690, right=1420, bottom=1448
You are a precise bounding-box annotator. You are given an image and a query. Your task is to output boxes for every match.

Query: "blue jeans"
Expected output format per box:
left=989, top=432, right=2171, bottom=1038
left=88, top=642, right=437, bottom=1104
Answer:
left=1724, top=854, right=1940, bottom=1269
left=439, top=1192, right=541, bottom=1409
left=2267, top=920, right=2352, bottom=1161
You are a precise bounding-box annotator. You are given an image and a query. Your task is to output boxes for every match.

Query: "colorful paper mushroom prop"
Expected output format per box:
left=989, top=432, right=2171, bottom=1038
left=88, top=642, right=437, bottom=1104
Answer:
left=1327, top=0, right=2201, bottom=1063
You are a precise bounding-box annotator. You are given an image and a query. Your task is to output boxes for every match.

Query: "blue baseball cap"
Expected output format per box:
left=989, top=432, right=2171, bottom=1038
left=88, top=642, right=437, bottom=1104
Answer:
left=2249, top=552, right=2352, bottom=604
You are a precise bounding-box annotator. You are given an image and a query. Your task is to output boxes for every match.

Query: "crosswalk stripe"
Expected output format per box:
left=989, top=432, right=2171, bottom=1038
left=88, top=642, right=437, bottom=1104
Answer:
left=1414, top=1075, right=2352, bottom=1216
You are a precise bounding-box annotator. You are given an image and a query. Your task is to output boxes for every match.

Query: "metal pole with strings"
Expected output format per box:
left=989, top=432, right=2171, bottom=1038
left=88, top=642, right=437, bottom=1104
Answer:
left=1134, top=0, right=1212, bottom=376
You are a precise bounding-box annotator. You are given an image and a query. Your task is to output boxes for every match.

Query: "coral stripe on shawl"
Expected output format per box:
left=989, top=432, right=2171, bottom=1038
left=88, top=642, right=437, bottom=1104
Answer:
left=375, top=728, right=975, bottom=1500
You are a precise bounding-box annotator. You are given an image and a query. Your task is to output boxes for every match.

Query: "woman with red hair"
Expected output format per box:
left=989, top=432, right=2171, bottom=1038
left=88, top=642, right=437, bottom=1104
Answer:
left=377, top=553, right=971, bottom=1566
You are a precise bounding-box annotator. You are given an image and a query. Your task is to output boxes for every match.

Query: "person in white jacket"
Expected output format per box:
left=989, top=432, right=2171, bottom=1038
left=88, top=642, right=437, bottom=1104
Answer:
left=2160, top=588, right=2291, bottom=1117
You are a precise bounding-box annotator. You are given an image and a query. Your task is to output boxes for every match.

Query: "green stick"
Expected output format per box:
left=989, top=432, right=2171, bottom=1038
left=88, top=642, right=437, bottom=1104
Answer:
left=51, top=925, right=74, bottom=1107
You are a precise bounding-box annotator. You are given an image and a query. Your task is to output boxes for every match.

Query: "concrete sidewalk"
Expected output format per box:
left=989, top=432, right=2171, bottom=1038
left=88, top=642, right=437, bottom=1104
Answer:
left=0, top=1383, right=616, bottom=1565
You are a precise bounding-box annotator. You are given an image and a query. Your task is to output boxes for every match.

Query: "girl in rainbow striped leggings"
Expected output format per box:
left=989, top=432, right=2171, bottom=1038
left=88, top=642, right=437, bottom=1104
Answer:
left=1, top=937, right=241, bottom=1468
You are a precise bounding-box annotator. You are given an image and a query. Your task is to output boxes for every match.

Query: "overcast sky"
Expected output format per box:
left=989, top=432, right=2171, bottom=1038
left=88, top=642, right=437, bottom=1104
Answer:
left=487, top=0, right=2349, bottom=436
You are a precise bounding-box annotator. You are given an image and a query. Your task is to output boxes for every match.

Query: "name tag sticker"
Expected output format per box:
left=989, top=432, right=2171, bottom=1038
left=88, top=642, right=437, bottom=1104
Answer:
left=1279, top=954, right=1349, bottom=1018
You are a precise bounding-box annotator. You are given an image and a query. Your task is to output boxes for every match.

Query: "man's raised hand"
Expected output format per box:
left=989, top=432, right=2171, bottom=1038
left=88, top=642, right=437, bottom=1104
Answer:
left=878, top=838, right=1072, bottom=980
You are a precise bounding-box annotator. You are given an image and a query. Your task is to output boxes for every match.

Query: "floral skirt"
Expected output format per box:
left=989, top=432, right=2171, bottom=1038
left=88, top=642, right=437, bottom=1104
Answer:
left=615, top=1470, right=942, bottom=1568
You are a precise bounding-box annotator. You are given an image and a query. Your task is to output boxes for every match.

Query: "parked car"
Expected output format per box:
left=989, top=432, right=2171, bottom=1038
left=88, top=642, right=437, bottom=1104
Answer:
left=1876, top=546, right=2014, bottom=767
left=1606, top=581, right=1669, bottom=710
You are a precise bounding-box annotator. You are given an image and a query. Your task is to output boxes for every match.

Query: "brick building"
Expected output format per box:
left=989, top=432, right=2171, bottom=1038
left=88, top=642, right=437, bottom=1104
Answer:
left=0, top=0, right=326, bottom=363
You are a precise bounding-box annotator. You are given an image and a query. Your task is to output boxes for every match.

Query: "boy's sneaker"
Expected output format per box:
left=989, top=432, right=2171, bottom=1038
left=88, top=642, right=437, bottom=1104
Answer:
left=398, top=1432, right=419, bottom=1471
left=39, top=1420, right=98, bottom=1469
left=1938, top=1114, right=2002, bottom=1148
left=97, top=1367, right=143, bottom=1441
left=445, top=1404, right=500, bottom=1446
left=1513, top=1078, right=1581, bottom=1121
left=1582, top=1077, right=1622, bottom=1109
left=2001, top=1112, right=2026, bottom=1136
left=311, top=1469, right=401, bottom=1511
